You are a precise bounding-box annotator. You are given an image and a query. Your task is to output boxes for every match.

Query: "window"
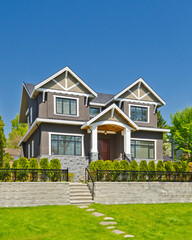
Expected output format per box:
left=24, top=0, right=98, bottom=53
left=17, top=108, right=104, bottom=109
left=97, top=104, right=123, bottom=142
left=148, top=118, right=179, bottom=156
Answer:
left=51, top=134, right=82, bottom=156
left=90, top=107, right=101, bottom=117
left=28, top=144, right=30, bottom=159
left=130, top=105, right=148, bottom=122
left=55, top=97, right=77, bottom=116
left=131, top=140, right=155, bottom=159
left=31, top=140, right=34, bottom=157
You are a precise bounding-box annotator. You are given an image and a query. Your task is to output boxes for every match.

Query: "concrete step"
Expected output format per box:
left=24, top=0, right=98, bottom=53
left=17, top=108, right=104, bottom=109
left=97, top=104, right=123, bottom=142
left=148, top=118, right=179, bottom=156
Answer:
left=70, top=192, right=92, bottom=196
left=70, top=200, right=95, bottom=205
left=70, top=189, right=90, bottom=193
left=70, top=195, right=92, bottom=200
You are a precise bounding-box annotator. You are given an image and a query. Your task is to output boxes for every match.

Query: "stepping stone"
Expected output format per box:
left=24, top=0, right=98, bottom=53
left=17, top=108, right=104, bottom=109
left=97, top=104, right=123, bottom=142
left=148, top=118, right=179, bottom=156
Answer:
left=104, top=217, right=114, bottom=220
left=124, top=235, right=135, bottom=238
left=86, top=208, right=95, bottom=212
left=99, top=221, right=117, bottom=225
left=106, top=226, right=115, bottom=229
left=78, top=206, right=88, bottom=209
left=92, top=212, right=105, bottom=217
left=112, top=229, right=125, bottom=235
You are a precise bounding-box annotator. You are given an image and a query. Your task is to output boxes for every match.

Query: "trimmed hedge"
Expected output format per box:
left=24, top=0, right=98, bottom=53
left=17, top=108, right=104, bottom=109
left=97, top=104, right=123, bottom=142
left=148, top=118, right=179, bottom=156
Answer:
left=139, top=160, right=148, bottom=171
left=120, top=160, right=130, bottom=170
left=148, top=161, right=155, bottom=171
left=40, top=158, right=50, bottom=169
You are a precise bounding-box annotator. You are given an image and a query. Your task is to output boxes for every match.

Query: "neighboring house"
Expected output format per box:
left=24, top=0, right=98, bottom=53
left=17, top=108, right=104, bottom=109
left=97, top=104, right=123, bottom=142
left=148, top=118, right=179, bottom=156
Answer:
left=4, top=148, right=21, bottom=160
left=19, top=66, right=169, bottom=179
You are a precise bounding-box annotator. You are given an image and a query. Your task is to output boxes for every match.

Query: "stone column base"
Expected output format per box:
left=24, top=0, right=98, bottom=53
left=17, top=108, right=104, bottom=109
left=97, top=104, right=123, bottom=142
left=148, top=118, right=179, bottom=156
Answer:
left=90, top=152, right=98, bottom=162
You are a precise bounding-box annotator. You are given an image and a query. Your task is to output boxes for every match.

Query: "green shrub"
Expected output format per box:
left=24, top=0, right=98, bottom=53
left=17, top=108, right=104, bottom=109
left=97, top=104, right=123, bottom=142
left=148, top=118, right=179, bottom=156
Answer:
left=89, top=161, right=96, bottom=171
left=139, top=160, right=148, bottom=171
left=40, top=158, right=50, bottom=169
left=17, top=157, right=29, bottom=181
left=120, top=160, right=130, bottom=170
left=104, top=160, right=113, bottom=170
left=50, top=159, right=61, bottom=182
left=94, top=160, right=104, bottom=170
left=164, top=161, right=173, bottom=172
left=3, top=152, right=13, bottom=163
left=2, top=160, right=11, bottom=181
left=130, top=160, right=138, bottom=171
left=69, top=172, right=75, bottom=182
left=156, top=161, right=165, bottom=171
left=29, top=158, right=38, bottom=181
left=148, top=161, right=155, bottom=171
left=12, top=160, right=18, bottom=169
left=112, top=160, right=120, bottom=170
left=181, top=161, right=189, bottom=172
left=173, top=161, right=182, bottom=172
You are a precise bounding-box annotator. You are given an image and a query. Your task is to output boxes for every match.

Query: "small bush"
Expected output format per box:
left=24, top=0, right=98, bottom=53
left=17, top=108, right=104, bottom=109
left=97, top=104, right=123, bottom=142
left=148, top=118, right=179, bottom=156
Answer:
left=89, top=161, right=96, bottom=171
left=173, top=161, right=182, bottom=172
left=2, top=160, right=11, bottom=181
left=120, top=160, right=130, bottom=170
left=12, top=160, right=18, bottom=169
left=181, top=161, right=189, bottom=172
left=29, top=158, right=38, bottom=181
left=50, top=159, right=61, bottom=182
left=130, top=160, right=138, bottom=171
left=164, top=161, right=173, bottom=172
left=69, top=172, right=75, bottom=182
left=139, top=160, right=148, bottom=171
left=148, top=161, right=155, bottom=171
left=40, top=158, right=50, bottom=169
left=3, top=152, right=13, bottom=163
left=112, top=160, right=120, bottom=170
left=94, top=160, right=104, bottom=170
left=156, top=160, right=165, bottom=171
left=104, top=160, right=113, bottom=170
left=17, top=157, right=29, bottom=181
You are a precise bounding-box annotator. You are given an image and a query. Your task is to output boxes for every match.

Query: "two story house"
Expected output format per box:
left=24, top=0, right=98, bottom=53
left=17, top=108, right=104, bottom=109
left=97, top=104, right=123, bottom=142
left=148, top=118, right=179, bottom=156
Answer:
left=19, top=66, right=169, bottom=179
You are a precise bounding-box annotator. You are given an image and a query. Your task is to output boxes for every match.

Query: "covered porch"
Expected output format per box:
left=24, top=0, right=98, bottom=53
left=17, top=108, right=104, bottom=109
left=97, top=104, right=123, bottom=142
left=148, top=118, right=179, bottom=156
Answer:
left=81, top=103, right=139, bottom=162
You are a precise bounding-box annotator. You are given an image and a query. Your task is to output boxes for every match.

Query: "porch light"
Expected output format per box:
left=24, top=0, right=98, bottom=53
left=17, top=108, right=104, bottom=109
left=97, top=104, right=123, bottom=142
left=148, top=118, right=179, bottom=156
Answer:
left=104, top=131, right=107, bottom=135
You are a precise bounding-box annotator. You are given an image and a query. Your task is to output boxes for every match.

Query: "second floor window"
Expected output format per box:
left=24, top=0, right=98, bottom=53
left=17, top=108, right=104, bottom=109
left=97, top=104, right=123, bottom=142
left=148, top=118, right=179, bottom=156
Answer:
left=56, top=97, right=77, bottom=116
left=90, top=107, right=101, bottom=117
left=130, top=105, right=148, bottom=122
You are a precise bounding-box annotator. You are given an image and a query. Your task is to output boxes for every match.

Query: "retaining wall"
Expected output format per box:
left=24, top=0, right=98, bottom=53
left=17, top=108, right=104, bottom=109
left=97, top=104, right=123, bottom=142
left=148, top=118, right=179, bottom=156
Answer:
left=94, top=182, right=192, bottom=204
left=0, top=182, right=70, bottom=207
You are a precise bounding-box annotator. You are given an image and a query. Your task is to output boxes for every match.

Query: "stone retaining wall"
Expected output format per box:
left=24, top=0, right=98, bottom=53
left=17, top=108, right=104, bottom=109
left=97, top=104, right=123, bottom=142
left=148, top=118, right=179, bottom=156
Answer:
left=0, top=182, right=70, bottom=207
left=94, top=182, right=192, bottom=204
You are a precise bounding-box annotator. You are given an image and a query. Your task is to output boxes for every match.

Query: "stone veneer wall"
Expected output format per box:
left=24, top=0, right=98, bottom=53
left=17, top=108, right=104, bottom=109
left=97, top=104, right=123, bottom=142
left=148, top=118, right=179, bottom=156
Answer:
left=40, top=155, right=89, bottom=181
left=94, top=182, right=192, bottom=204
left=0, top=182, right=70, bottom=207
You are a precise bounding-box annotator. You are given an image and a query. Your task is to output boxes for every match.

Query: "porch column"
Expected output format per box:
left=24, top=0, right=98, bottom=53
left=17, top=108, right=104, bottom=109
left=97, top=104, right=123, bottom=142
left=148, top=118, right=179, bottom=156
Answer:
left=90, top=125, right=98, bottom=161
left=124, top=128, right=131, bottom=158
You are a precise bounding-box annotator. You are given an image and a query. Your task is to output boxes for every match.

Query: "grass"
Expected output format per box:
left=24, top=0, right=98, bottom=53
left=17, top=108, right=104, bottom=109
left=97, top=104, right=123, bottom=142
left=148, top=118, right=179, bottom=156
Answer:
left=0, top=203, right=192, bottom=240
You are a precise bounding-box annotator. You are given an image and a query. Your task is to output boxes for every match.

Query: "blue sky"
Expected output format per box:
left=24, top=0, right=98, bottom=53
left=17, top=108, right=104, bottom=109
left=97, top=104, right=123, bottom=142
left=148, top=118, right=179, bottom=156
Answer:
left=0, top=0, right=191, bottom=137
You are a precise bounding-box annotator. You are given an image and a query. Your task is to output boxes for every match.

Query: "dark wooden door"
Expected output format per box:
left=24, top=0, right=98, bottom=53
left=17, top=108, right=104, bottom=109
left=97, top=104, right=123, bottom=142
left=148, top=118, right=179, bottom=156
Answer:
left=98, top=140, right=110, bottom=160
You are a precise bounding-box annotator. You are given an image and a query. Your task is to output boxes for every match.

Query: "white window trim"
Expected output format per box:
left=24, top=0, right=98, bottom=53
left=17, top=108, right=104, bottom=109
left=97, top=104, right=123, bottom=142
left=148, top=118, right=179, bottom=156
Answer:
left=129, top=104, right=150, bottom=124
left=27, top=116, right=30, bottom=128
left=31, top=140, right=34, bottom=157
left=131, top=138, right=157, bottom=160
left=28, top=144, right=30, bottom=159
left=30, top=107, right=33, bottom=124
left=54, top=95, right=79, bottom=117
left=49, top=132, right=84, bottom=157
left=90, top=107, right=102, bottom=117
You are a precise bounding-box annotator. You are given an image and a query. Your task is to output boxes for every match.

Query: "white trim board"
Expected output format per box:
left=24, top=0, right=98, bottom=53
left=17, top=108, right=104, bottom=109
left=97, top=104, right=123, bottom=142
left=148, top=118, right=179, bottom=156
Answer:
left=138, top=127, right=170, bottom=133
left=48, top=132, right=84, bottom=157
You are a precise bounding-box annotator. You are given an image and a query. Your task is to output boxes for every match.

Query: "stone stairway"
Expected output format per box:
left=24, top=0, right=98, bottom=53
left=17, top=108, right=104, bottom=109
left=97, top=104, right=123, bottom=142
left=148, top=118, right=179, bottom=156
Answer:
left=69, top=183, right=94, bottom=205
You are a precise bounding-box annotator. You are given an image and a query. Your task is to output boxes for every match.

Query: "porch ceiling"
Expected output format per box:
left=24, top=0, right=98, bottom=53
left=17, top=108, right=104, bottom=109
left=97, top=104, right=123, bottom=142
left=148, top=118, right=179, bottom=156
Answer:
left=97, top=124, right=124, bottom=133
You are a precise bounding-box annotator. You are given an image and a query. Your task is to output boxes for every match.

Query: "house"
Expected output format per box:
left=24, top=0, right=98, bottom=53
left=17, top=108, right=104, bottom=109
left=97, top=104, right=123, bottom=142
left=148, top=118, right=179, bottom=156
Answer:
left=19, top=66, right=169, bottom=179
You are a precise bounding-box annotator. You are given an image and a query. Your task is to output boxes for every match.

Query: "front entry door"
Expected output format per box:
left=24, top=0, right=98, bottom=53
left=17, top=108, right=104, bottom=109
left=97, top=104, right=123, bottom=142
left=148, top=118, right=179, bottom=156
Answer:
left=98, top=140, right=110, bottom=160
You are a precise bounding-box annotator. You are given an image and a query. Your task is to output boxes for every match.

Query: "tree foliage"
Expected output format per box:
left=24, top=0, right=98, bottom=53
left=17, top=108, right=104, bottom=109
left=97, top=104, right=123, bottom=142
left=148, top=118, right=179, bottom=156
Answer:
left=0, top=116, right=6, bottom=167
left=171, top=106, right=192, bottom=161
left=8, top=114, right=28, bottom=149
left=157, top=110, right=168, bottom=128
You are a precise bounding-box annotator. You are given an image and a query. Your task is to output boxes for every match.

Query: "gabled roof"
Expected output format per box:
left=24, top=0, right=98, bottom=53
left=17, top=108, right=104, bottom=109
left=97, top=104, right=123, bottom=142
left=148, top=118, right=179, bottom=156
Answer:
left=81, top=103, right=139, bottom=130
left=110, top=77, right=166, bottom=106
left=24, top=83, right=35, bottom=96
left=31, top=66, right=97, bottom=98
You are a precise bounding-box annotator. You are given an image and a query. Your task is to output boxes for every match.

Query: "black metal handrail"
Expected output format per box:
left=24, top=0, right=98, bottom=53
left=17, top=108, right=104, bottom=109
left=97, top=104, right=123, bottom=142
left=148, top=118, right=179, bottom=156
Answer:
left=122, top=152, right=131, bottom=163
left=92, top=169, right=192, bottom=182
left=85, top=167, right=95, bottom=200
left=0, top=168, right=68, bottom=182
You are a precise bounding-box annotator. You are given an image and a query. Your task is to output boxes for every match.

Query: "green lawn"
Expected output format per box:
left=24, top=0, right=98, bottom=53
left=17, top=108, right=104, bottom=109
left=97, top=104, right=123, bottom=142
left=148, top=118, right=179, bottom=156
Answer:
left=0, top=203, right=192, bottom=240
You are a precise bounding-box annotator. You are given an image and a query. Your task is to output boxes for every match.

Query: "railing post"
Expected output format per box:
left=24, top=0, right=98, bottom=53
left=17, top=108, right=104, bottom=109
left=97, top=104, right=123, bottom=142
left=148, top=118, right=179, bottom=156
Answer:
left=96, top=169, right=98, bottom=181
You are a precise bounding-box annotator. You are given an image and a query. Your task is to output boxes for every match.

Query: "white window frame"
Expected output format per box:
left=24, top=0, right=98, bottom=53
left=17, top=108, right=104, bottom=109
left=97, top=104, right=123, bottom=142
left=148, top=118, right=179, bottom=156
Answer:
left=28, top=144, right=30, bottom=159
left=27, top=116, right=30, bottom=128
left=131, top=138, right=157, bottom=160
left=30, top=107, right=33, bottom=124
left=89, top=107, right=102, bottom=117
left=49, top=132, right=84, bottom=156
left=54, top=95, right=79, bottom=117
left=129, top=104, right=150, bottom=123
left=31, top=140, right=34, bottom=157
